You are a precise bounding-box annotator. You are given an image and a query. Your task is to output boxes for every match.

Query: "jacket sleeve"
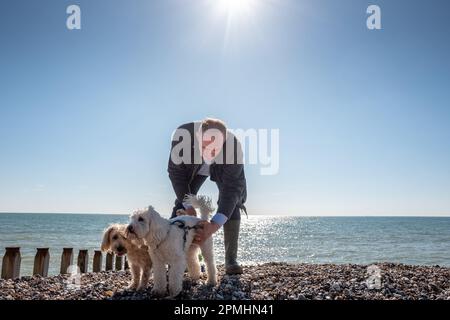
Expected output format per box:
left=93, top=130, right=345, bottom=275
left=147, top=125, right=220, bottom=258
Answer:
left=167, top=139, right=190, bottom=203
left=217, top=163, right=246, bottom=218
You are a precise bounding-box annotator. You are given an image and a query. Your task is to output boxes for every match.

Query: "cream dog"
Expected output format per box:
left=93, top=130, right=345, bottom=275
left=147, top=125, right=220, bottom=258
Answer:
left=101, top=223, right=152, bottom=291
left=126, top=195, right=217, bottom=298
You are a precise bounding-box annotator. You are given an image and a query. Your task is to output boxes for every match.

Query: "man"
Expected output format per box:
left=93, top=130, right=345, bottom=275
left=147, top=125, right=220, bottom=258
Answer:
left=168, top=118, right=247, bottom=275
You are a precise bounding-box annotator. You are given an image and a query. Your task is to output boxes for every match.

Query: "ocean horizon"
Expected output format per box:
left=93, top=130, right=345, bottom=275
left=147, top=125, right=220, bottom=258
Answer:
left=1, top=213, right=450, bottom=276
left=2, top=212, right=450, bottom=217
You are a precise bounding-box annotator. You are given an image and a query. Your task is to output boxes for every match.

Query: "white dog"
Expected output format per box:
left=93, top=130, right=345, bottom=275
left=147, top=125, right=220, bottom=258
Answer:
left=126, top=195, right=217, bottom=298
left=101, top=224, right=152, bottom=291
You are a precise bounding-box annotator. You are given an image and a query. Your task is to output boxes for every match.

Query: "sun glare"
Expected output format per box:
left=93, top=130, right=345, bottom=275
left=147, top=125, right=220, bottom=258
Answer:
left=217, top=0, right=257, bottom=17
left=208, top=0, right=263, bottom=51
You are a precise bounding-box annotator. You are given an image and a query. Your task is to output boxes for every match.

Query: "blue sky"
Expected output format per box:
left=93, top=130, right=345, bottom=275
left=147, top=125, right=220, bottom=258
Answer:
left=0, top=0, right=449, bottom=216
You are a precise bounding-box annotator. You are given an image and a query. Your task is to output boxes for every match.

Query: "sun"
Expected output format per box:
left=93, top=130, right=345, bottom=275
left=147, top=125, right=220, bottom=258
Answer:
left=208, top=0, right=263, bottom=50
left=217, top=0, right=257, bottom=17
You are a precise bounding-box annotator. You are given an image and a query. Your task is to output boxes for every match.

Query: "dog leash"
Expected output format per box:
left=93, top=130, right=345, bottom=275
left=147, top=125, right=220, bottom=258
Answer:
left=238, top=203, right=248, bottom=219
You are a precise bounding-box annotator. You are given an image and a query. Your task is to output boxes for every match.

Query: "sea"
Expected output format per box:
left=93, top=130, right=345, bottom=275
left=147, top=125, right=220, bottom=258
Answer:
left=1, top=213, right=449, bottom=276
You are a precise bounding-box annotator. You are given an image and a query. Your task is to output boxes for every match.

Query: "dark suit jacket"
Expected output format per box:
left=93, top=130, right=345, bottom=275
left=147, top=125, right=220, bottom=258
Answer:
left=167, top=122, right=247, bottom=219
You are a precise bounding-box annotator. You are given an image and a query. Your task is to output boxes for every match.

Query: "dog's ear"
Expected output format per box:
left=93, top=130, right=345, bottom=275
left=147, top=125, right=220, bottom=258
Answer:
left=147, top=206, right=155, bottom=226
left=101, top=225, right=114, bottom=252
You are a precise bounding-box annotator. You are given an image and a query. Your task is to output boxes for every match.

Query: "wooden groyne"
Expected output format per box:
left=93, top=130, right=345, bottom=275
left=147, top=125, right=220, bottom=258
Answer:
left=1, top=247, right=129, bottom=279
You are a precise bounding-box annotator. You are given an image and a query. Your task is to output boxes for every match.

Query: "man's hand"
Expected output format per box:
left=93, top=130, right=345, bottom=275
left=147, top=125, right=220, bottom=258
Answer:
left=176, top=207, right=197, bottom=217
left=193, top=220, right=220, bottom=245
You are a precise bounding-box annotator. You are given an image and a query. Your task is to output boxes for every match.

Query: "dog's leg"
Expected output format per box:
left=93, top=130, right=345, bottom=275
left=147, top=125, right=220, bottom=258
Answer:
left=138, top=265, right=151, bottom=291
left=151, top=258, right=167, bottom=297
left=128, top=263, right=141, bottom=290
left=168, top=260, right=186, bottom=298
left=201, top=239, right=217, bottom=286
left=186, top=245, right=201, bottom=282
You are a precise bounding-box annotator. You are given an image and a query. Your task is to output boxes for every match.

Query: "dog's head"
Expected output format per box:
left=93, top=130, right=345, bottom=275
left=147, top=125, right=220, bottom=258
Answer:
left=101, top=224, right=128, bottom=257
left=127, top=206, right=159, bottom=240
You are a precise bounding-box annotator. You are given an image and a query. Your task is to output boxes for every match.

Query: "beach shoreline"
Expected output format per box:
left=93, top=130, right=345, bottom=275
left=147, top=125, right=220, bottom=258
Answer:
left=1, top=262, right=449, bottom=300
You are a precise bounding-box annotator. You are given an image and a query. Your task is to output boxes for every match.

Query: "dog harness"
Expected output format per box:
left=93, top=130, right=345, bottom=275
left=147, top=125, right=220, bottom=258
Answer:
left=170, top=219, right=201, bottom=250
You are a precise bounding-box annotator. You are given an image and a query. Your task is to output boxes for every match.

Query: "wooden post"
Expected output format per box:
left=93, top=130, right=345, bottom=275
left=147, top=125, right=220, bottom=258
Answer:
left=93, top=250, right=103, bottom=272
left=115, top=255, right=123, bottom=271
left=77, top=250, right=88, bottom=273
left=124, top=257, right=129, bottom=270
left=60, top=248, right=73, bottom=274
left=105, top=252, right=114, bottom=271
left=33, top=248, right=50, bottom=277
left=1, top=247, right=21, bottom=279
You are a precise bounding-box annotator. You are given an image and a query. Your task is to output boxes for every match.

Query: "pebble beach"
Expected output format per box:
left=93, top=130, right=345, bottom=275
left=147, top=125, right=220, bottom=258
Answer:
left=1, top=262, right=449, bottom=300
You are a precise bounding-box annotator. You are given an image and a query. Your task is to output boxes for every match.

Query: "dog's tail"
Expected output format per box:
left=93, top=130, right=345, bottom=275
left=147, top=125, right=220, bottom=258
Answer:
left=183, top=194, right=215, bottom=220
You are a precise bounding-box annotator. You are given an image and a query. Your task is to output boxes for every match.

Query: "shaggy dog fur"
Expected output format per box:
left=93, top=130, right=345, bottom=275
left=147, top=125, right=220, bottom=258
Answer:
left=101, top=224, right=152, bottom=290
left=126, top=195, right=217, bottom=298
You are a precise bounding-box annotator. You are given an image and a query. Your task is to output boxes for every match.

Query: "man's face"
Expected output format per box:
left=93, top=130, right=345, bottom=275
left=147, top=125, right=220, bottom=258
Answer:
left=197, top=129, right=225, bottom=163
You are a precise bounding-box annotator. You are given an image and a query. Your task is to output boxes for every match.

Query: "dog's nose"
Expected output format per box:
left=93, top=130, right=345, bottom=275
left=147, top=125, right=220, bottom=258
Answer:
left=127, top=225, right=134, bottom=233
left=117, top=246, right=125, bottom=252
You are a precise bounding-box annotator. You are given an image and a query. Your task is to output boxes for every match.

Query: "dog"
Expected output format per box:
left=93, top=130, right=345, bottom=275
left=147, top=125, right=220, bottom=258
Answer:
left=101, top=223, right=152, bottom=291
left=126, top=194, right=217, bottom=298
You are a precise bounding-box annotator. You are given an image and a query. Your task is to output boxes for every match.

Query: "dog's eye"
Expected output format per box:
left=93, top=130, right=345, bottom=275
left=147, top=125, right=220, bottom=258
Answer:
left=138, top=217, right=144, bottom=222
left=112, top=235, right=118, bottom=240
